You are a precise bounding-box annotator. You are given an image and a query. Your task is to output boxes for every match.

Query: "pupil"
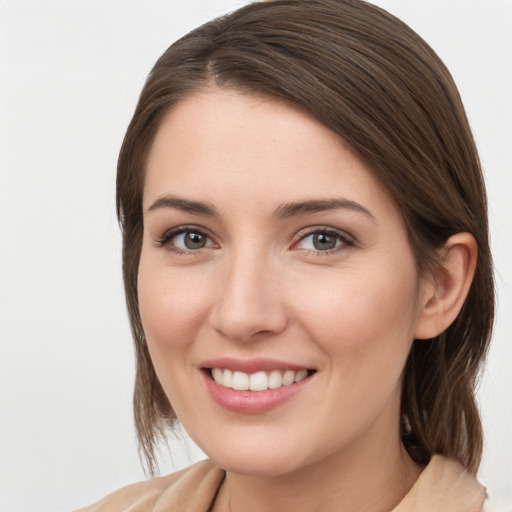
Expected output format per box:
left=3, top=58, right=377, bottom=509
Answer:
left=313, top=233, right=336, bottom=250
left=185, top=232, right=206, bottom=249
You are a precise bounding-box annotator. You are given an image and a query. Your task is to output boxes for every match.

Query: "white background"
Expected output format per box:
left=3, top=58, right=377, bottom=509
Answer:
left=0, top=1, right=511, bottom=510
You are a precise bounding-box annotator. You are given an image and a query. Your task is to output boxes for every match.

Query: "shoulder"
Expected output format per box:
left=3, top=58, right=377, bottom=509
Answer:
left=74, top=459, right=225, bottom=512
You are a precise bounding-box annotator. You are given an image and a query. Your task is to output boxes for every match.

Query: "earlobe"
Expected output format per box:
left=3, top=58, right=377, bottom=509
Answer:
left=414, top=233, right=478, bottom=340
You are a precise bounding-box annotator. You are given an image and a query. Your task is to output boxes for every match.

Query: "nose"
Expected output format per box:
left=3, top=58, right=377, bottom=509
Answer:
left=209, top=249, right=288, bottom=343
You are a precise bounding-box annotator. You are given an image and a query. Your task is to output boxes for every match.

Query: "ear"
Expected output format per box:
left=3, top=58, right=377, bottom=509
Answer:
left=414, top=233, right=478, bottom=340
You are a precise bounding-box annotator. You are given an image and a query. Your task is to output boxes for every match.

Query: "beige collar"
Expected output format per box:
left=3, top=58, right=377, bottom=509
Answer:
left=163, top=455, right=487, bottom=512
left=77, top=454, right=487, bottom=511
left=392, top=455, right=486, bottom=512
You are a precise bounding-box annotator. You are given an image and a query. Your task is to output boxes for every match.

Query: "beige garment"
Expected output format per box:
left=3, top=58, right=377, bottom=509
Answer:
left=76, top=455, right=487, bottom=512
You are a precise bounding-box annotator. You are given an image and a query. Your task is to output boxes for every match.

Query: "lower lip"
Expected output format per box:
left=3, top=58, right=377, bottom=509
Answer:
left=202, top=371, right=311, bottom=414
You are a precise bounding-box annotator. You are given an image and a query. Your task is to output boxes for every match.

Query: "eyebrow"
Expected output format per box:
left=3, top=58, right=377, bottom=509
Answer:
left=146, top=195, right=375, bottom=221
left=274, top=198, right=375, bottom=221
left=146, top=196, right=220, bottom=217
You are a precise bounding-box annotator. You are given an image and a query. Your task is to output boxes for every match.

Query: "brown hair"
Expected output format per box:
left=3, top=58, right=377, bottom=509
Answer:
left=117, top=0, right=494, bottom=475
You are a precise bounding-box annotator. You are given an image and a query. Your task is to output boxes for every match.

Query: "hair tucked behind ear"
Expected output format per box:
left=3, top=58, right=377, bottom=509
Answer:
left=117, top=0, right=494, bottom=475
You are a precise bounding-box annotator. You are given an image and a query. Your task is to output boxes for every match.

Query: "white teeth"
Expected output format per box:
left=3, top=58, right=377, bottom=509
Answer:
left=249, top=371, right=268, bottom=391
left=223, top=369, right=233, bottom=388
left=232, top=371, right=249, bottom=390
left=268, top=370, right=283, bottom=389
left=294, top=369, right=308, bottom=383
left=282, top=370, right=295, bottom=386
left=212, top=368, right=223, bottom=383
left=213, top=368, right=227, bottom=386
left=211, top=368, right=311, bottom=391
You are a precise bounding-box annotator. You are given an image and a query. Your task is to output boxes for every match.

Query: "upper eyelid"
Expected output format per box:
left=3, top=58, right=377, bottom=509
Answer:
left=295, top=226, right=354, bottom=242
left=157, top=225, right=216, bottom=246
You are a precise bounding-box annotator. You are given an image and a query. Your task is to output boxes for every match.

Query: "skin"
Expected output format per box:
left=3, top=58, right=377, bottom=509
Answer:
left=138, top=88, right=473, bottom=511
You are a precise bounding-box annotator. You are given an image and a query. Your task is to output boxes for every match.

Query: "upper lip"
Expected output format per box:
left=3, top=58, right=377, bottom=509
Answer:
left=200, top=357, right=313, bottom=374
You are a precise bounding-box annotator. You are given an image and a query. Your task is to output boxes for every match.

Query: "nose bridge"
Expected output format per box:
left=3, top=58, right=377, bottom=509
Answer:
left=211, top=242, right=287, bottom=342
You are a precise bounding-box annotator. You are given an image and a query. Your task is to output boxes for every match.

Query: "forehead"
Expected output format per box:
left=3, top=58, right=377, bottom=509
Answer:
left=144, top=88, right=398, bottom=221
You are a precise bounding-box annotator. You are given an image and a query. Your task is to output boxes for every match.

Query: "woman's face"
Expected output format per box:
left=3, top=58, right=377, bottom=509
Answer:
left=138, top=88, right=431, bottom=476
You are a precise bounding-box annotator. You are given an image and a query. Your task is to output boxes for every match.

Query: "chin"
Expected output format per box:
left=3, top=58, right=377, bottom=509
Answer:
left=190, top=427, right=323, bottom=477
left=210, top=449, right=306, bottom=477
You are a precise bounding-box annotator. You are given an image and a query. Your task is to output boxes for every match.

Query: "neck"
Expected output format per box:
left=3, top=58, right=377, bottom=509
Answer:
left=212, top=421, right=423, bottom=512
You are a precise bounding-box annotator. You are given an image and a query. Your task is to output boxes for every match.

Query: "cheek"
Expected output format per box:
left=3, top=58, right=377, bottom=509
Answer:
left=137, top=261, right=212, bottom=355
left=290, top=264, right=420, bottom=437
left=137, top=259, right=216, bottom=413
left=291, top=262, right=420, bottom=367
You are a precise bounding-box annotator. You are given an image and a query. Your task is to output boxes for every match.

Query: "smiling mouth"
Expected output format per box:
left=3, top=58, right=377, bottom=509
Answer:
left=207, top=368, right=316, bottom=392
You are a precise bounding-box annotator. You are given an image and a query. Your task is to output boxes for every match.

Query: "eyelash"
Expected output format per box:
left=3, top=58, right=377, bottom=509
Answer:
left=155, top=226, right=355, bottom=256
left=293, top=228, right=355, bottom=255
left=155, top=226, right=215, bottom=255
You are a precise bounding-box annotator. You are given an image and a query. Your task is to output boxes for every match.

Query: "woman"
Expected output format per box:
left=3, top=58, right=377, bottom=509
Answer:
left=78, top=0, right=496, bottom=510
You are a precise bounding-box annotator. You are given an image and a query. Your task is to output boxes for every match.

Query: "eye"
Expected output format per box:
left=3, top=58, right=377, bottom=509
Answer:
left=295, top=229, right=353, bottom=253
left=157, top=227, right=216, bottom=253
